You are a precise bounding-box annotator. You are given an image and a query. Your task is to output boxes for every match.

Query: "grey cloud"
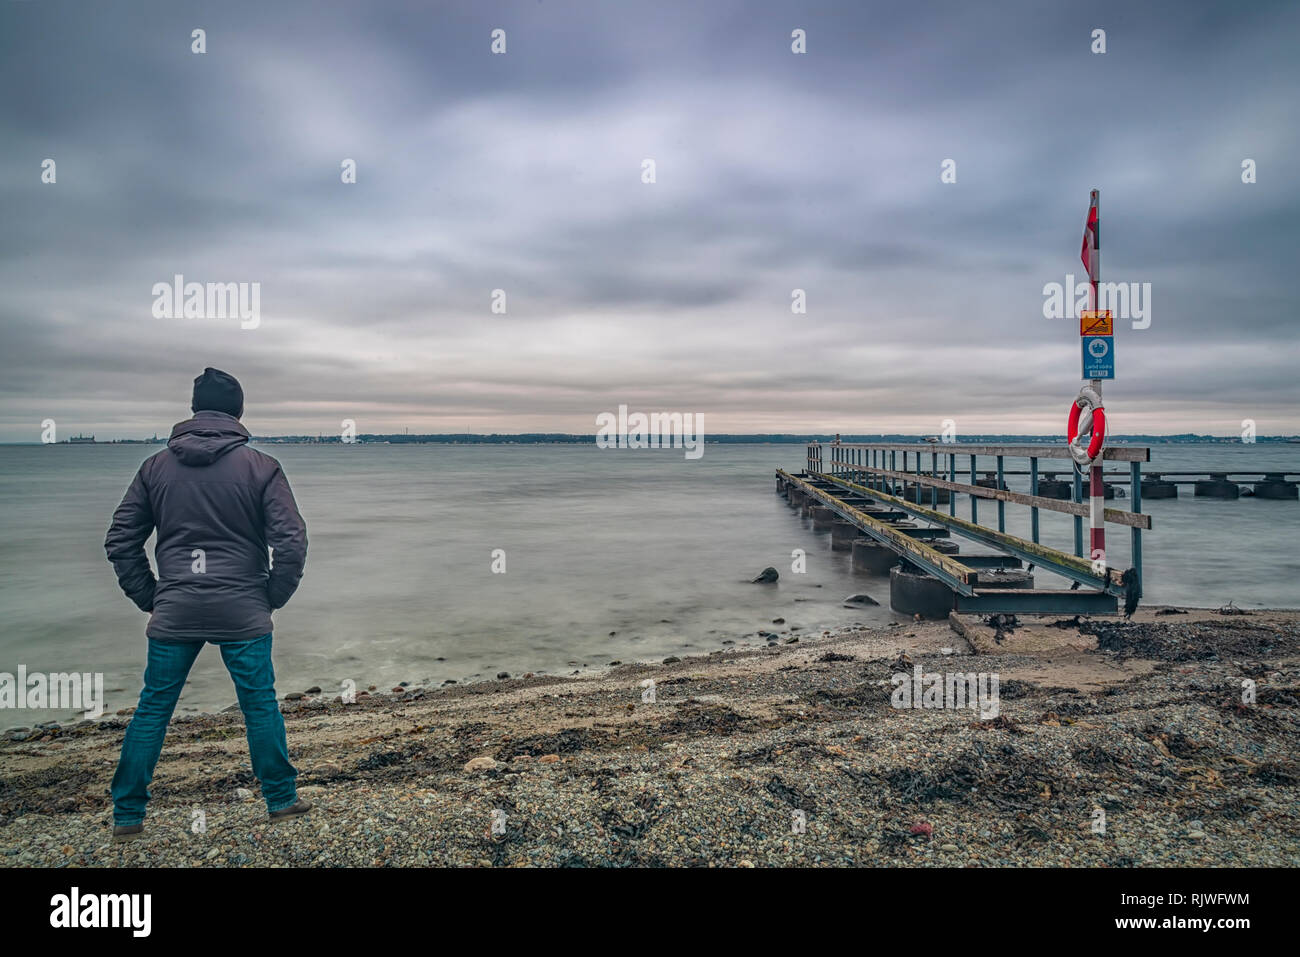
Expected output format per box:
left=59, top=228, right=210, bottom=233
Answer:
left=1, top=0, right=1297, bottom=439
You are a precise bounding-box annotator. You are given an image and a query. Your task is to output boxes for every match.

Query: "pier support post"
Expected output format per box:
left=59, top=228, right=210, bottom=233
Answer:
left=1037, top=472, right=1073, bottom=499
left=851, top=539, right=901, bottom=574
left=1195, top=474, right=1240, bottom=499
left=1254, top=474, right=1298, bottom=500
left=889, top=565, right=954, bottom=619
left=1139, top=473, right=1177, bottom=498
left=830, top=520, right=857, bottom=550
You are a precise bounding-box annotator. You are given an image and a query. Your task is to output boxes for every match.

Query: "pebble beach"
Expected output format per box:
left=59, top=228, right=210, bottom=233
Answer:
left=2, top=607, right=1298, bottom=868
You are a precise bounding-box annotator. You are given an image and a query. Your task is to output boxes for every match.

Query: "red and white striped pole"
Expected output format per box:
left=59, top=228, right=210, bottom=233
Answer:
left=1086, top=189, right=1105, bottom=570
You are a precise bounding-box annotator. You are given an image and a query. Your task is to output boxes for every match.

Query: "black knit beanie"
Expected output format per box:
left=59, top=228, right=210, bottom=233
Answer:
left=191, top=367, right=244, bottom=418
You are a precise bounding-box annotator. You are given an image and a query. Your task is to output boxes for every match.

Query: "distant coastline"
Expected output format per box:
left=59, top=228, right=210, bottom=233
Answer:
left=9, top=433, right=1299, bottom=446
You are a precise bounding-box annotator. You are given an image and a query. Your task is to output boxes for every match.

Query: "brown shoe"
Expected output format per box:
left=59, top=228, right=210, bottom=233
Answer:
left=269, top=798, right=313, bottom=821
left=113, top=824, right=144, bottom=842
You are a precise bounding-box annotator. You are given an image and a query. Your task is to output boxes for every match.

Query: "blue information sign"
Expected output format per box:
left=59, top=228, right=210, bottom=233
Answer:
left=1081, top=335, right=1115, bottom=379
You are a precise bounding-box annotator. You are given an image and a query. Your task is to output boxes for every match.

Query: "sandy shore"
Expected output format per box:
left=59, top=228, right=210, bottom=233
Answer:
left=3, top=607, right=1298, bottom=867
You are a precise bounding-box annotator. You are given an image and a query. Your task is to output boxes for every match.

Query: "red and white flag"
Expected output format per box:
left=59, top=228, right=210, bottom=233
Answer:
left=1080, top=190, right=1099, bottom=281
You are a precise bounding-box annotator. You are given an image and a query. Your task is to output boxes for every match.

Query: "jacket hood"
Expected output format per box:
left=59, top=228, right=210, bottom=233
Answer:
left=168, top=411, right=250, bottom=467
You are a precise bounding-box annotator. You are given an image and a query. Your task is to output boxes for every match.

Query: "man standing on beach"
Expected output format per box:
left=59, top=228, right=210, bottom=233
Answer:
left=104, top=368, right=311, bottom=841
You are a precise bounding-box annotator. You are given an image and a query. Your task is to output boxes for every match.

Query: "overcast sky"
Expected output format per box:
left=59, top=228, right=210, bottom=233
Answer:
left=1, top=0, right=1297, bottom=440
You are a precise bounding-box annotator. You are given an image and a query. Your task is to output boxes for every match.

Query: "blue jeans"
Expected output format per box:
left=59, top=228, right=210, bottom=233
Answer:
left=111, top=633, right=298, bottom=825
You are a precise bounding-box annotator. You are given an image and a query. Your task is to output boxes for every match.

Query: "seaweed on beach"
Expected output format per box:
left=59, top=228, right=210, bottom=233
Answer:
left=0, top=765, right=105, bottom=818
left=601, top=806, right=659, bottom=841
left=879, top=765, right=970, bottom=804
left=1149, top=729, right=1209, bottom=760
left=730, top=738, right=824, bottom=765
left=446, top=721, right=495, bottom=744
left=1249, top=761, right=1300, bottom=786
left=1086, top=620, right=1300, bottom=661
left=1205, top=796, right=1260, bottom=820
left=1071, top=745, right=1133, bottom=772
left=984, top=614, right=1019, bottom=637
left=764, top=774, right=818, bottom=816
left=1256, top=684, right=1300, bottom=707
left=807, top=680, right=890, bottom=710
left=997, top=679, right=1035, bottom=700
left=1015, top=824, right=1055, bottom=845
left=874, top=747, right=1077, bottom=811
left=654, top=702, right=759, bottom=737
left=599, top=789, right=667, bottom=865
left=298, top=739, right=468, bottom=782
left=816, top=651, right=857, bottom=663
left=355, top=748, right=409, bottom=772
left=1045, top=697, right=1102, bottom=717
left=485, top=795, right=535, bottom=867
left=504, top=727, right=613, bottom=758
left=201, top=768, right=259, bottom=792
left=970, top=715, right=1026, bottom=733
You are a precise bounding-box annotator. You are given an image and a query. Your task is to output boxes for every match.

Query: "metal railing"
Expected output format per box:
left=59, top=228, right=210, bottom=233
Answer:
left=806, top=440, right=1151, bottom=596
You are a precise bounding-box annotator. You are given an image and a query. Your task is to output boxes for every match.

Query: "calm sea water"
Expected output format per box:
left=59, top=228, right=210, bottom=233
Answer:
left=1, top=442, right=1297, bottom=726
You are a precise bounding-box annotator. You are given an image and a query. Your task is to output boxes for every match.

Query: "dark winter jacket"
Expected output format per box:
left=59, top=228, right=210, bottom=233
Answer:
left=104, top=411, right=308, bottom=641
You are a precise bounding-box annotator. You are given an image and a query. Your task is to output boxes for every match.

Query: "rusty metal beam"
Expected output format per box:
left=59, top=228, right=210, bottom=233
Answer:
left=778, top=470, right=977, bottom=593
left=954, top=588, right=1118, bottom=614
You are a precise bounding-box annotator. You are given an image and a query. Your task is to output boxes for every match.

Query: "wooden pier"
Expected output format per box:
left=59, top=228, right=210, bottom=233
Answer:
left=777, top=441, right=1155, bottom=618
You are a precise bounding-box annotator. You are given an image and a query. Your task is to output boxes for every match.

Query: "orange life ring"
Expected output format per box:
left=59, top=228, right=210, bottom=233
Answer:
left=1067, top=399, right=1106, bottom=463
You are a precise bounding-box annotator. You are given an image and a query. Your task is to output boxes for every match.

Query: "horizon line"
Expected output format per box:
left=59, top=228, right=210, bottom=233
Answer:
left=5, top=432, right=1298, bottom=445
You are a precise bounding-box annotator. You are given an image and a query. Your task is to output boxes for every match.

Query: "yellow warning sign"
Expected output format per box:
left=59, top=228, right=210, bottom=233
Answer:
left=1081, top=310, right=1113, bottom=336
